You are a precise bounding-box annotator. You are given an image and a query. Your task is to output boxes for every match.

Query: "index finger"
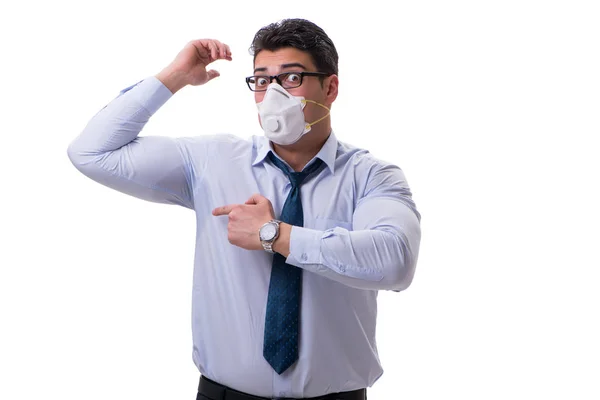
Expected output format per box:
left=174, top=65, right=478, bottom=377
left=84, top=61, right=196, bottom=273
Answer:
left=212, top=204, right=238, bottom=216
left=207, top=40, right=218, bottom=61
left=220, top=42, right=232, bottom=60
left=213, top=40, right=232, bottom=61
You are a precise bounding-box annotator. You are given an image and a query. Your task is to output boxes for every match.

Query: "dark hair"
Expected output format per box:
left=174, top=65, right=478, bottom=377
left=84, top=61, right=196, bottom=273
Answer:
left=249, top=19, right=339, bottom=77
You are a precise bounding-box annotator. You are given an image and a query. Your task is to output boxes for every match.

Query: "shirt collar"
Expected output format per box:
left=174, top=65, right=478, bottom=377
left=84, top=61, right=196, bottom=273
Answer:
left=252, top=130, right=338, bottom=174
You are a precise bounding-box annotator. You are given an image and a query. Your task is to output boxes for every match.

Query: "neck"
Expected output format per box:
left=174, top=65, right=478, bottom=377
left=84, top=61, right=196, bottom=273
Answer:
left=272, top=129, right=330, bottom=172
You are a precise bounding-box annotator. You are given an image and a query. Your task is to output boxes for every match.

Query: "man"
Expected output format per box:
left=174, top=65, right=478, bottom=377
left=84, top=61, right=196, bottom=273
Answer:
left=68, top=18, right=421, bottom=400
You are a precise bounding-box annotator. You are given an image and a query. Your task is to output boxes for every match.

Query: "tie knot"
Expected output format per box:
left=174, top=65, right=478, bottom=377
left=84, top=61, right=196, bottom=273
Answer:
left=267, top=152, right=323, bottom=188
left=289, top=171, right=309, bottom=188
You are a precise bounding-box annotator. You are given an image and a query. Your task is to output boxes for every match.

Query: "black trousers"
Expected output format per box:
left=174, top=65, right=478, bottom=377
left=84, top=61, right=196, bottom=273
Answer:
left=197, top=375, right=366, bottom=400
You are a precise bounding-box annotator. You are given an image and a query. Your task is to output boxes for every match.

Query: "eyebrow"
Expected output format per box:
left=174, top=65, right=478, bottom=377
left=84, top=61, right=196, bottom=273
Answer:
left=253, top=63, right=308, bottom=74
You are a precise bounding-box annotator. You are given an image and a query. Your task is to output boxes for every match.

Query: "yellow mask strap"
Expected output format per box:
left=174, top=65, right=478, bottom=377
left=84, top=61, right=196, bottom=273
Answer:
left=301, top=99, right=331, bottom=130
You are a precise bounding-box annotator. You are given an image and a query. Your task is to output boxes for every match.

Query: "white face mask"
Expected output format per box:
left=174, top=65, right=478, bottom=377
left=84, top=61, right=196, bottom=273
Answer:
left=256, top=83, right=330, bottom=145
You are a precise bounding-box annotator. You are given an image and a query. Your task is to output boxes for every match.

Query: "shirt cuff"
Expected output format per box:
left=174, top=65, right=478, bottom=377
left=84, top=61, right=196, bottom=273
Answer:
left=120, top=76, right=173, bottom=115
left=286, top=226, right=326, bottom=265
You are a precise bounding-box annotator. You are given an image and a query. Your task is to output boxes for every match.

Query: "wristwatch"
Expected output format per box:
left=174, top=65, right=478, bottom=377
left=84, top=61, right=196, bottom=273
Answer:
left=259, top=220, right=281, bottom=253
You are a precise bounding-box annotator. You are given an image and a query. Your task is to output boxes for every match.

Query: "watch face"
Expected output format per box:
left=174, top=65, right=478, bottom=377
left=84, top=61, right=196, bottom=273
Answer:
left=260, top=223, right=277, bottom=241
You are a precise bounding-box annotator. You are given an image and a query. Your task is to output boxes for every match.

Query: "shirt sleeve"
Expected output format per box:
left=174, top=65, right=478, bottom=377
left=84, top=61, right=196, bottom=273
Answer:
left=286, top=163, right=421, bottom=291
left=67, top=77, right=197, bottom=209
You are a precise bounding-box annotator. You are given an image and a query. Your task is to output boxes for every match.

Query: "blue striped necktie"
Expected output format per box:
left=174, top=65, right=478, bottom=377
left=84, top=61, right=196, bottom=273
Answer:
left=263, top=152, right=324, bottom=374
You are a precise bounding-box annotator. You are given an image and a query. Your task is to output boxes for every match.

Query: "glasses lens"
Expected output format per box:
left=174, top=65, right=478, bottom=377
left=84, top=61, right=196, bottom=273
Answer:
left=247, top=77, right=255, bottom=91
left=279, top=73, right=302, bottom=89
left=248, top=76, right=270, bottom=91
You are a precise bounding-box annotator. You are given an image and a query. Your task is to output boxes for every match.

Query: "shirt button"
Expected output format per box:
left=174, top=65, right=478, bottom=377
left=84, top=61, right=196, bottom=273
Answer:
left=301, top=253, right=308, bottom=261
left=339, top=265, right=346, bottom=272
left=279, top=391, right=287, bottom=397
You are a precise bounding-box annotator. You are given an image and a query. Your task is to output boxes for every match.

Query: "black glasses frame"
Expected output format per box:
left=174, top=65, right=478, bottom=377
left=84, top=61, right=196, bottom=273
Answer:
left=245, top=72, right=331, bottom=92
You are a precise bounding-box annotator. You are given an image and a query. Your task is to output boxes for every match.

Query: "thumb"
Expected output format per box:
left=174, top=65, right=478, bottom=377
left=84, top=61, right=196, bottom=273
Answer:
left=245, top=193, right=266, bottom=205
left=206, top=69, right=220, bottom=81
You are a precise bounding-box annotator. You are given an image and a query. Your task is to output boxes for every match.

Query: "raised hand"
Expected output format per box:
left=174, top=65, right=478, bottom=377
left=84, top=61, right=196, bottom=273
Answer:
left=155, top=39, right=232, bottom=93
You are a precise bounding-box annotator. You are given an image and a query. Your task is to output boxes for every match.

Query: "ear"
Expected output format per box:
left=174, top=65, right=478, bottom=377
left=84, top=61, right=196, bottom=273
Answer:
left=325, top=74, right=339, bottom=104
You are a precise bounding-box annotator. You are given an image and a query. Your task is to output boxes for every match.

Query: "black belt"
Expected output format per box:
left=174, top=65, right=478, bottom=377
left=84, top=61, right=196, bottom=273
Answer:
left=198, top=375, right=366, bottom=400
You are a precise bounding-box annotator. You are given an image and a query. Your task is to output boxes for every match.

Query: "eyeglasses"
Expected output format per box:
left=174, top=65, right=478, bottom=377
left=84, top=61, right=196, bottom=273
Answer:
left=245, top=71, right=331, bottom=92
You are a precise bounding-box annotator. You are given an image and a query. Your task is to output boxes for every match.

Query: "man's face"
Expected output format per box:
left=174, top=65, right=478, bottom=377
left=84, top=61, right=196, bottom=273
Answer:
left=252, top=47, right=336, bottom=129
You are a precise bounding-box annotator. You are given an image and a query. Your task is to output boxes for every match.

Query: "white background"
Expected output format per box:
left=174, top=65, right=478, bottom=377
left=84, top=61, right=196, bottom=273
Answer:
left=1, top=0, right=599, bottom=399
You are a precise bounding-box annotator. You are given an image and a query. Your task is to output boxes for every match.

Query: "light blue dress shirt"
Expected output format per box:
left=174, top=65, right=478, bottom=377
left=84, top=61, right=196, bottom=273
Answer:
left=67, top=77, right=421, bottom=398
